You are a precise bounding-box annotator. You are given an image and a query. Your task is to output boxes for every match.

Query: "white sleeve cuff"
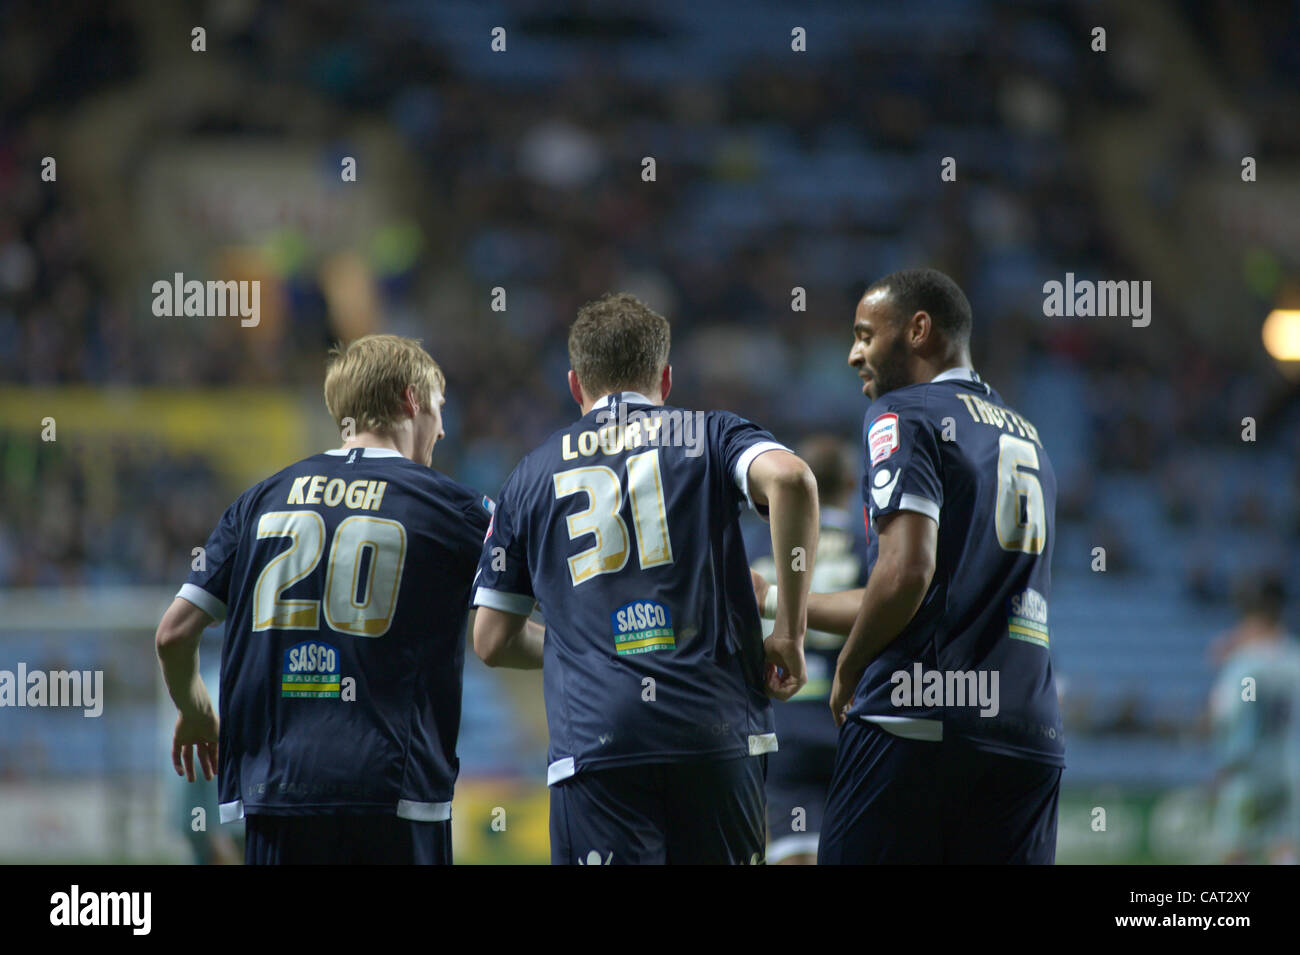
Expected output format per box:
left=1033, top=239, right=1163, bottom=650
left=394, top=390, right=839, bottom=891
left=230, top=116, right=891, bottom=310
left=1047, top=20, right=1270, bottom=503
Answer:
left=473, top=587, right=536, bottom=616
left=733, top=441, right=791, bottom=512
left=177, top=583, right=227, bottom=621
left=897, top=494, right=941, bottom=525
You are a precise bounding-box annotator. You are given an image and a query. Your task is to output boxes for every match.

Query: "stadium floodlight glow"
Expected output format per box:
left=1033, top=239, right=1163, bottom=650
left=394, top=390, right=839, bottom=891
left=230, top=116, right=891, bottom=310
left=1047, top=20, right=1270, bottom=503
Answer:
left=1262, top=309, right=1300, bottom=363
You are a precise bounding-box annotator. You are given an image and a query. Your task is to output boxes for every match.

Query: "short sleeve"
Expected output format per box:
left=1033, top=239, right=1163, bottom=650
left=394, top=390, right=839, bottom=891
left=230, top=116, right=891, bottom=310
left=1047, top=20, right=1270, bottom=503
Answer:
left=454, top=491, right=495, bottom=579
left=177, top=494, right=246, bottom=621
left=712, top=412, right=791, bottom=515
left=861, top=400, right=943, bottom=529
left=472, top=472, right=535, bottom=616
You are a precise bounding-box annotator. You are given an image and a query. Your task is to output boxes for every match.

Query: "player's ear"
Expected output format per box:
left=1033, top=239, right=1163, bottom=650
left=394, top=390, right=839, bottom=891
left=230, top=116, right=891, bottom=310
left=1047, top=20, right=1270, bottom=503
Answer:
left=659, top=365, right=672, bottom=403
left=911, top=310, right=931, bottom=349
left=568, top=370, right=585, bottom=408
left=402, top=383, right=422, bottom=418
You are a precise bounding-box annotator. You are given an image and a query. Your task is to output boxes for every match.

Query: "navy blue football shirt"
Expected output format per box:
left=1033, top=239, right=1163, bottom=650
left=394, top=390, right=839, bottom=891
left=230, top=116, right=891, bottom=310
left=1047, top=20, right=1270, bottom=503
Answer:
left=177, top=447, right=492, bottom=821
left=472, top=392, right=790, bottom=785
left=850, top=367, right=1065, bottom=766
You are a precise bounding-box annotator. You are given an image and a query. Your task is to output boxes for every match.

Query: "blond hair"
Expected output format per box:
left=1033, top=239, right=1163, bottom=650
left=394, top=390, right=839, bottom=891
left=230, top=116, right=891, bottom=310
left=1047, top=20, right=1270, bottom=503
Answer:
left=323, top=335, right=445, bottom=435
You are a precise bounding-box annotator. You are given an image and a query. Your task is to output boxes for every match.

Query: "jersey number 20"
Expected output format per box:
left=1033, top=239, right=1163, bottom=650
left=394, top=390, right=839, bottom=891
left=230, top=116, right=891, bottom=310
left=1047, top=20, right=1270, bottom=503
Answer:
left=252, top=511, right=407, bottom=637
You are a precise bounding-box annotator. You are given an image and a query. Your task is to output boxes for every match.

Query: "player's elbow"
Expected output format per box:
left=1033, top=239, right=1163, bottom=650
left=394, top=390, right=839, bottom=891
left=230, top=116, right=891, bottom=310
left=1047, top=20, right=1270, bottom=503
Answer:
left=155, top=617, right=189, bottom=657
left=881, top=556, right=934, bottom=598
left=472, top=618, right=507, bottom=667
left=761, top=454, right=818, bottom=506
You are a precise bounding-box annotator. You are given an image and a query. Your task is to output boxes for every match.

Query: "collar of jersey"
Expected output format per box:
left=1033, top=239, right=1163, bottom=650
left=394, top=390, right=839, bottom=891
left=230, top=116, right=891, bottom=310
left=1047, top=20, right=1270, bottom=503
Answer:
left=323, top=447, right=404, bottom=458
left=590, top=391, right=656, bottom=411
left=930, top=366, right=979, bottom=384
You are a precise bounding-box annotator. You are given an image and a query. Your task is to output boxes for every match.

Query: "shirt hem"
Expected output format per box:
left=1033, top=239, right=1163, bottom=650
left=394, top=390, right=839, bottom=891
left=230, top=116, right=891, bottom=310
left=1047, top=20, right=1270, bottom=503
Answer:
left=546, top=742, right=775, bottom=785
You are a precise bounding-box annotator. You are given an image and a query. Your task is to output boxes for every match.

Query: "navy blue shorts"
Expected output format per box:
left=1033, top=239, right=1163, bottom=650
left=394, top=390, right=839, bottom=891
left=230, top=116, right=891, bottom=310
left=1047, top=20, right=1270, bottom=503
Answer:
left=765, top=734, right=837, bottom=862
left=550, top=756, right=767, bottom=865
left=243, top=813, right=452, bottom=865
left=819, top=719, right=1061, bottom=864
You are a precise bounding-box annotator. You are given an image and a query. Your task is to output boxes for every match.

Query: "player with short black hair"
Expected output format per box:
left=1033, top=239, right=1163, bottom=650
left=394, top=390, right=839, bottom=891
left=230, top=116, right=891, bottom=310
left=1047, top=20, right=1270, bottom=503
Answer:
left=473, top=292, right=820, bottom=865
left=862, top=267, right=973, bottom=344
left=790, top=269, right=1064, bottom=864
left=155, top=335, right=497, bottom=864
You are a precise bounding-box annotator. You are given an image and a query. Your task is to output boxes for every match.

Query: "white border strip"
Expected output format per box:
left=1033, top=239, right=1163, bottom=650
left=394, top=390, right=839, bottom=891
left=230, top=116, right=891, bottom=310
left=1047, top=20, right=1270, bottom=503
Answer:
left=547, top=757, right=576, bottom=786
left=473, top=587, right=536, bottom=616
left=897, top=493, right=941, bottom=524
left=768, top=833, right=820, bottom=864
left=397, top=799, right=452, bottom=822
left=177, top=583, right=227, bottom=622
left=733, top=441, right=791, bottom=511
left=863, top=715, right=943, bottom=741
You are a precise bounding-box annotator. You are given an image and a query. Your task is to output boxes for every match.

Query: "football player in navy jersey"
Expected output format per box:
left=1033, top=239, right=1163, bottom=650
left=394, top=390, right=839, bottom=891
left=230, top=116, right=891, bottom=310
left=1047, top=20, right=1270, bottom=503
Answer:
left=790, top=269, right=1064, bottom=864
left=472, top=293, right=819, bottom=865
left=154, top=335, right=501, bottom=864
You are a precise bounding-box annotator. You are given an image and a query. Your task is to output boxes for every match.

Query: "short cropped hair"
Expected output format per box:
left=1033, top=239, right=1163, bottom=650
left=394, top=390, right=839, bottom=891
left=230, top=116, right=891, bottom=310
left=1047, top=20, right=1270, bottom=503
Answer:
left=323, top=334, right=445, bottom=435
left=568, top=293, right=671, bottom=398
left=865, top=268, right=972, bottom=345
left=1235, top=572, right=1286, bottom=623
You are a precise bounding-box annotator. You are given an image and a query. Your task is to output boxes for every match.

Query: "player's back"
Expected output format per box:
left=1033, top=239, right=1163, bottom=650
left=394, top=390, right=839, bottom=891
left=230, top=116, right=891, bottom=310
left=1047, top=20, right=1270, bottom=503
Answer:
left=180, top=446, right=491, bottom=820
left=475, top=392, right=786, bottom=783
left=852, top=368, right=1064, bottom=766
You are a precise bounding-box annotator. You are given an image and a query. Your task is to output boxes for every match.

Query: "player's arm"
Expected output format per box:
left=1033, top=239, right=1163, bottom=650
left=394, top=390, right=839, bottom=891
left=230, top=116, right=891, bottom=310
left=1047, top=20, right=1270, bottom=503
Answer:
left=752, top=572, right=864, bottom=636
left=747, top=449, right=818, bottom=700
left=473, top=607, right=545, bottom=669
left=155, top=596, right=220, bottom=781
left=829, top=510, right=937, bottom=726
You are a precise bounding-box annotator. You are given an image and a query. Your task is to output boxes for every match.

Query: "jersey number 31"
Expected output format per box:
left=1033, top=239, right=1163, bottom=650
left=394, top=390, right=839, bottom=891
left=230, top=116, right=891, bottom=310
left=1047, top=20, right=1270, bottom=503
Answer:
left=553, top=449, right=674, bottom=586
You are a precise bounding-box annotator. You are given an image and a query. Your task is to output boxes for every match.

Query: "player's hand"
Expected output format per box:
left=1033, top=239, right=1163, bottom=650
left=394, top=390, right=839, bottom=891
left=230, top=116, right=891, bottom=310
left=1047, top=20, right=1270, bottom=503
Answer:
left=172, top=695, right=219, bottom=783
left=829, top=664, right=862, bottom=728
left=750, top=570, right=770, bottom=609
left=763, top=622, right=806, bottom=701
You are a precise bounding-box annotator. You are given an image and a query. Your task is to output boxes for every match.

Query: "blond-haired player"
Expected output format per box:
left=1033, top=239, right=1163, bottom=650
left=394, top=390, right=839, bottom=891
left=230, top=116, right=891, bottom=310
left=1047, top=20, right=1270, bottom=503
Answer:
left=155, top=334, right=496, bottom=864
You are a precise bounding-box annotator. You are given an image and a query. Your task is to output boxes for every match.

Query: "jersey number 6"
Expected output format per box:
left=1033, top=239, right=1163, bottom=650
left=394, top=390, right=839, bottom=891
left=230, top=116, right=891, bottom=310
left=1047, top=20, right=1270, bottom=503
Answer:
left=994, top=434, right=1047, bottom=554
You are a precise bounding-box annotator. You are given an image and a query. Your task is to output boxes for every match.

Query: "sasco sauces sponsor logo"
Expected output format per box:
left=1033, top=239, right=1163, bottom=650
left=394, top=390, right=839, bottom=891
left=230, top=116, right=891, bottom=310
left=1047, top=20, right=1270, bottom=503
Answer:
left=868, top=413, right=899, bottom=465
left=281, top=641, right=342, bottom=698
left=611, top=600, right=674, bottom=656
left=1007, top=588, right=1049, bottom=648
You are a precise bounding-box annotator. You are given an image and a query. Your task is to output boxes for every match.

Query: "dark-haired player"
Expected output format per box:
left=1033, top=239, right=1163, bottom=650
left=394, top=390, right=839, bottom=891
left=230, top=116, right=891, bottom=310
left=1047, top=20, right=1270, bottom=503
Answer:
left=800, top=268, right=1064, bottom=864
left=472, top=292, right=819, bottom=865
left=155, top=335, right=499, bottom=864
